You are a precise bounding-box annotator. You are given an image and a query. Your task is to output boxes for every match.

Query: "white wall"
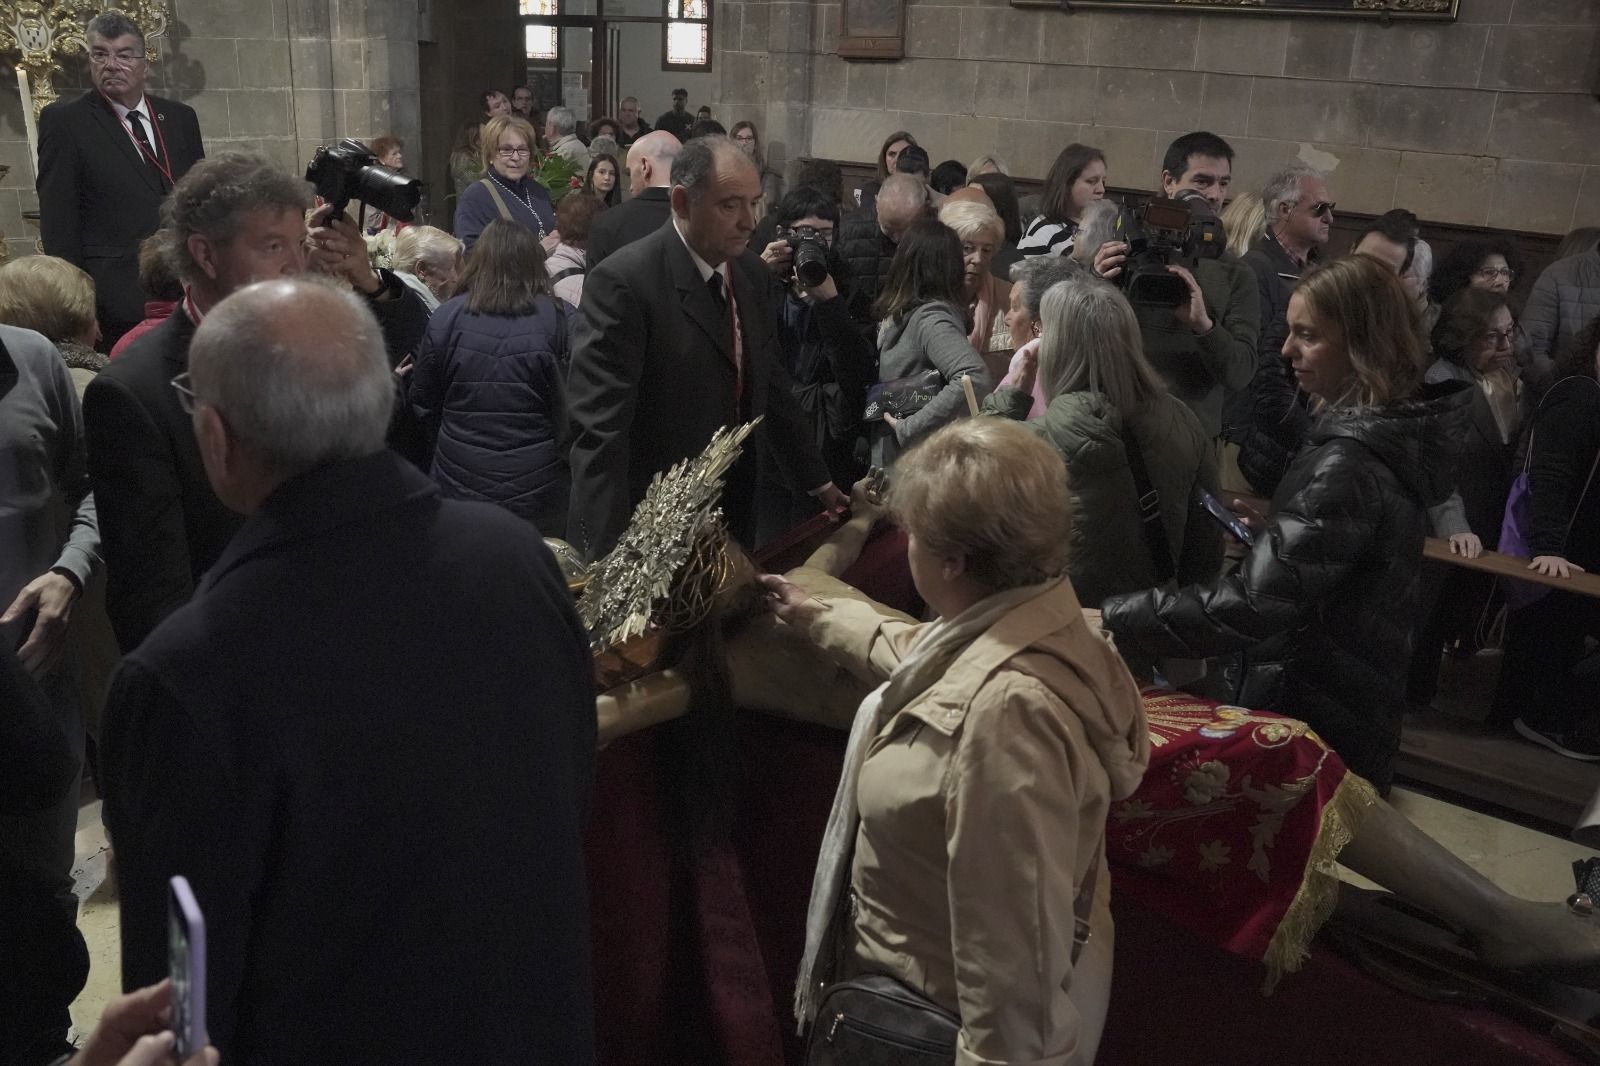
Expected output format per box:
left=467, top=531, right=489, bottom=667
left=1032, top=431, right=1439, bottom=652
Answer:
left=612, top=22, right=717, bottom=123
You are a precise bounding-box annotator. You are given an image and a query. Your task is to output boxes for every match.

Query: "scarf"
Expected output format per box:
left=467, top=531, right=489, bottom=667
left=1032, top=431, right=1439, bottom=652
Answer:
left=1478, top=365, right=1521, bottom=446
left=966, top=273, right=1010, bottom=355
left=793, top=581, right=1049, bottom=1030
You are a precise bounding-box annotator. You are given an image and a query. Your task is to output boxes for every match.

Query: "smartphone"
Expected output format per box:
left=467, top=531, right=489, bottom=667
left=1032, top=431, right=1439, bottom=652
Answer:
left=168, top=876, right=207, bottom=1058
left=1198, top=489, right=1255, bottom=547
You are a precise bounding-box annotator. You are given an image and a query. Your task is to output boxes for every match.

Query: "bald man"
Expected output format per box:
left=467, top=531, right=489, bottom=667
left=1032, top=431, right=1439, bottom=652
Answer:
left=103, top=278, right=596, bottom=1063
left=585, top=129, right=682, bottom=269
left=838, top=172, right=930, bottom=328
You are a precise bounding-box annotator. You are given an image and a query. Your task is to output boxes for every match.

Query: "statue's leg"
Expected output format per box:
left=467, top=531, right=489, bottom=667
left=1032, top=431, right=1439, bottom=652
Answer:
left=1340, top=797, right=1600, bottom=979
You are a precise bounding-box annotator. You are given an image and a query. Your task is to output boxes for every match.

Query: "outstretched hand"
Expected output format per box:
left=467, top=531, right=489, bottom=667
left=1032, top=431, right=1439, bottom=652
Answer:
left=1530, top=554, right=1584, bottom=578
left=759, top=573, right=828, bottom=627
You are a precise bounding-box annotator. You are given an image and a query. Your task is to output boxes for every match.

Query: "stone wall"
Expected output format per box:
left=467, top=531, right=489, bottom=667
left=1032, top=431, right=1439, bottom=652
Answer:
left=720, top=0, right=1600, bottom=235
left=0, top=0, right=422, bottom=259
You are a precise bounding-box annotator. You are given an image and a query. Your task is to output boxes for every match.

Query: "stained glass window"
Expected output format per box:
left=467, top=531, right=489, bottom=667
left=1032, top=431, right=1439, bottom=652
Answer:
left=525, top=23, right=558, bottom=60
left=519, top=0, right=558, bottom=14
left=664, top=0, right=710, bottom=70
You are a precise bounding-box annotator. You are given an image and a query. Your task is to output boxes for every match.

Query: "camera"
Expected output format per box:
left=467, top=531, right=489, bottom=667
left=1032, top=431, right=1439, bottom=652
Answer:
left=785, top=226, right=831, bottom=288
left=1111, top=190, right=1224, bottom=307
left=305, top=138, right=422, bottom=223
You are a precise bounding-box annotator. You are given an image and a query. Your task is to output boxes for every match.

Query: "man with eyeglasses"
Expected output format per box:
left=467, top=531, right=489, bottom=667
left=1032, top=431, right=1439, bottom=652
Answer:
left=37, top=11, right=204, bottom=348
left=1226, top=163, right=1335, bottom=495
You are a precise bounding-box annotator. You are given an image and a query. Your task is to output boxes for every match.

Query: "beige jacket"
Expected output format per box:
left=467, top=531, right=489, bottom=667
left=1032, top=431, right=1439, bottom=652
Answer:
left=797, top=569, right=1149, bottom=1066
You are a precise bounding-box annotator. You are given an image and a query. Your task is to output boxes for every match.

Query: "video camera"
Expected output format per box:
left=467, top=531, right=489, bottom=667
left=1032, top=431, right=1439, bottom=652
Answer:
left=785, top=225, right=831, bottom=288
left=305, top=138, right=422, bottom=224
left=1111, top=190, right=1224, bottom=307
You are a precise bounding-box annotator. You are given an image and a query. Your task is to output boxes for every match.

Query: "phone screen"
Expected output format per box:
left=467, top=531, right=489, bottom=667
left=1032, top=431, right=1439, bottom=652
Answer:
left=168, top=876, right=207, bottom=1058
left=1198, top=489, right=1255, bottom=547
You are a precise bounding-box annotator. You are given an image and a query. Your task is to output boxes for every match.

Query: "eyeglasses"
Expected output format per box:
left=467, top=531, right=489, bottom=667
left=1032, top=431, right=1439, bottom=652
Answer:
left=1475, top=266, right=1516, bottom=281
left=89, top=48, right=145, bottom=66
left=1308, top=201, right=1336, bottom=219
left=170, top=371, right=196, bottom=414
left=496, top=146, right=532, bottom=158
left=733, top=133, right=756, bottom=142
left=1480, top=328, right=1515, bottom=346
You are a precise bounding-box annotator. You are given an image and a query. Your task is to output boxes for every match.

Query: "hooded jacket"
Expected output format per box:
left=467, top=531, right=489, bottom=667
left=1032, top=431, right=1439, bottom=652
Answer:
left=792, top=567, right=1148, bottom=1066
left=1102, top=382, right=1471, bottom=790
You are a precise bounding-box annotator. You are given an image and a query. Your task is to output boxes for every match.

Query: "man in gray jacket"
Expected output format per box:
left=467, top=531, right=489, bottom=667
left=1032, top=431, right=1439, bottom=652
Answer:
left=1523, top=240, right=1600, bottom=385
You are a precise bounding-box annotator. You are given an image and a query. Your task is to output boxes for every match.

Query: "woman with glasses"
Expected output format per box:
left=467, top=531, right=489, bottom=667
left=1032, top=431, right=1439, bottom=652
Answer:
left=730, top=120, right=783, bottom=218
left=452, top=115, right=557, bottom=255
left=1429, top=237, right=1523, bottom=305
left=1407, top=288, right=1526, bottom=711
left=937, top=199, right=1012, bottom=380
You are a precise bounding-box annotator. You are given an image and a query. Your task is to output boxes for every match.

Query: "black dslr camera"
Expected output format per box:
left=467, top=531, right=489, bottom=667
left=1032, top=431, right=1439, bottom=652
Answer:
left=785, top=226, right=831, bottom=288
left=1111, top=191, right=1224, bottom=307
left=305, top=138, right=422, bottom=224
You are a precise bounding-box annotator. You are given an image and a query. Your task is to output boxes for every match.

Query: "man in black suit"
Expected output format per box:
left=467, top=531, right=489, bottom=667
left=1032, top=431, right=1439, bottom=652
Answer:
left=585, top=130, right=680, bottom=269
left=568, top=134, right=846, bottom=560
left=103, top=277, right=597, bottom=1063
left=83, top=153, right=429, bottom=654
left=38, top=11, right=204, bottom=347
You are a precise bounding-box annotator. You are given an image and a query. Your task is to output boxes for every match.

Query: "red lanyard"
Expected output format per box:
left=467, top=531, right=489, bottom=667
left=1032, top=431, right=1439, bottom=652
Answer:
left=105, top=94, right=175, bottom=186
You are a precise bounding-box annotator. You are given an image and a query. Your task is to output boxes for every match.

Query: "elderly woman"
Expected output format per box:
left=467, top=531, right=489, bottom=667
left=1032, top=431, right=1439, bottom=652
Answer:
left=588, top=115, right=620, bottom=143
left=391, top=226, right=464, bottom=312
left=965, top=154, right=1005, bottom=183
left=765, top=418, right=1149, bottom=1066
left=1407, top=287, right=1525, bottom=709
left=1018, top=143, right=1106, bottom=258
left=938, top=199, right=1012, bottom=380
left=409, top=219, right=570, bottom=533
left=994, top=255, right=1089, bottom=418
left=987, top=278, right=1222, bottom=608
left=546, top=191, right=604, bottom=309
left=0, top=256, right=105, bottom=387
left=871, top=218, right=992, bottom=468
left=453, top=114, right=557, bottom=255
left=1103, top=255, right=1472, bottom=792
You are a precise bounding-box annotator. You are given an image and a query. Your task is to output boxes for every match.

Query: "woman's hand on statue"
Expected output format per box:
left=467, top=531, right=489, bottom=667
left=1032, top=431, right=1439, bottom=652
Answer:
left=1448, top=532, right=1483, bottom=560
left=1167, top=265, right=1214, bottom=335
left=849, top=468, right=888, bottom=526
left=760, top=573, right=827, bottom=627
left=1531, top=554, right=1584, bottom=578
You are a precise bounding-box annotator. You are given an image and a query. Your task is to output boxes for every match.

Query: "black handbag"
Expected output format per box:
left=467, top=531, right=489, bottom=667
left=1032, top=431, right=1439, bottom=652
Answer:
left=805, top=974, right=959, bottom=1066
left=864, top=369, right=945, bottom=422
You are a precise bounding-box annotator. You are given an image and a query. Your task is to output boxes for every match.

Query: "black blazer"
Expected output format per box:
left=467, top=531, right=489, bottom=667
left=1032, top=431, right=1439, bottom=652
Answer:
left=82, top=311, right=241, bottom=654
left=38, top=91, right=204, bottom=338
left=567, top=220, right=831, bottom=559
left=102, top=451, right=597, bottom=1063
left=584, top=186, right=672, bottom=270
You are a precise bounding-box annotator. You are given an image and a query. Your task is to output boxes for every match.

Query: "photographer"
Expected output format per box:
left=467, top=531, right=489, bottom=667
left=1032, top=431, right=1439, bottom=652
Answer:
left=754, top=187, right=875, bottom=543
left=1090, top=132, right=1259, bottom=441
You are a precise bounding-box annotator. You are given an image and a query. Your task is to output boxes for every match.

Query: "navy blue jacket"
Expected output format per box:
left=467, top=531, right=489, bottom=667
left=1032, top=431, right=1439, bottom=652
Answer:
left=102, top=451, right=597, bottom=1064
left=410, top=292, right=572, bottom=535
left=453, top=172, right=556, bottom=254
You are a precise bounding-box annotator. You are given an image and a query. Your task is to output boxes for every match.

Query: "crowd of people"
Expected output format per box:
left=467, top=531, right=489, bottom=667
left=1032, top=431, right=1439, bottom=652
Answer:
left=7, top=9, right=1600, bottom=1066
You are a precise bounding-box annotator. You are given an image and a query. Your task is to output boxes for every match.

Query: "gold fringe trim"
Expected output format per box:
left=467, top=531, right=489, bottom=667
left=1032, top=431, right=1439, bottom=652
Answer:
left=1259, top=772, right=1379, bottom=994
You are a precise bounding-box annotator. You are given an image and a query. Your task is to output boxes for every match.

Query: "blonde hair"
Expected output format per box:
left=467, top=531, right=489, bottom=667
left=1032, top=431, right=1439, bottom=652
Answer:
left=479, top=115, right=539, bottom=172
left=937, top=199, right=1003, bottom=246
left=1219, top=192, right=1266, bottom=260
left=891, top=418, right=1071, bottom=591
left=0, top=255, right=96, bottom=343
left=1294, top=254, right=1426, bottom=409
left=1037, top=278, right=1165, bottom=412
left=392, top=226, right=463, bottom=275
left=965, top=154, right=1007, bottom=183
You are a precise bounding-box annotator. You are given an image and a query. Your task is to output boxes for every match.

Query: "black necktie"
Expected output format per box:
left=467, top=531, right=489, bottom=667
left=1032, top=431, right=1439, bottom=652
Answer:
left=126, top=109, right=164, bottom=183
left=706, top=271, right=727, bottom=314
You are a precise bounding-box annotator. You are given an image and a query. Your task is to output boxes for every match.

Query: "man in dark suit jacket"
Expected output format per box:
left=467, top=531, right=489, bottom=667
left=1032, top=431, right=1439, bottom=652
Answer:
left=84, top=153, right=430, bottom=653
left=585, top=130, right=680, bottom=269
left=103, top=278, right=597, bottom=1063
left=38, top=12, right=204, bottom=346
left=568, top=135, right=845, bottom=560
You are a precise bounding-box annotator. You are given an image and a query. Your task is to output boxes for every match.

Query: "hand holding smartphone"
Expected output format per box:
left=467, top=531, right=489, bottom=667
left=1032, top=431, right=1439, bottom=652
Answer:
left=1198, top=489, right=1256, bottom=547
left=168, top=876, right=208, bottom=1059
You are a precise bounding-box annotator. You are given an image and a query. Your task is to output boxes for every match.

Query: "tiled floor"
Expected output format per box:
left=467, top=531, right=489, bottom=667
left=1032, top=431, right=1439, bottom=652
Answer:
left=64, top=787, right=1600, bottom=1042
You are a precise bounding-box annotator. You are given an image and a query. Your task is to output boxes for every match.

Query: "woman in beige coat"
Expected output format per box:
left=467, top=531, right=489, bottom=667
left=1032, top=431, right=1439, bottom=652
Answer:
left=764, top=418, right=1150, bottom=1066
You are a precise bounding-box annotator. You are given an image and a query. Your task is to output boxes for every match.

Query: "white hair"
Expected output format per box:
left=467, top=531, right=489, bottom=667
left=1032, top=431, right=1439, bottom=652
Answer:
left=189, top=278, right=394, bottom=475
left=546, top=106, right=577, bottom=136
left=1262, top=162, right=1325, bottom=219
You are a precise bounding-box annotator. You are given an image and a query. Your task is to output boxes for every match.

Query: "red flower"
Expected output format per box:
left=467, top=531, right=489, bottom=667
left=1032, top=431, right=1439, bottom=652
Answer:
left=569, top=176, right=581, bottom=188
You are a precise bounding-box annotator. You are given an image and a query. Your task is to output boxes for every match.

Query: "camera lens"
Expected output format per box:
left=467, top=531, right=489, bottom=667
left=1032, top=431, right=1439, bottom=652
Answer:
left=794, top=239, right=829, bottom=288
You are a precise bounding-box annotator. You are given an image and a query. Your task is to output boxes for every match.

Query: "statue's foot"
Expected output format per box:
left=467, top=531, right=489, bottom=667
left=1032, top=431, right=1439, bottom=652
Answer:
left=1472, top=900, right=1600, bottom=988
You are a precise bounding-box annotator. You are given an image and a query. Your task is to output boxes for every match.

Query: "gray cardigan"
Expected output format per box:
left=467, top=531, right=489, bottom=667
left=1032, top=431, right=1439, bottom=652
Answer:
left=870, top=301, right=992, bottom=467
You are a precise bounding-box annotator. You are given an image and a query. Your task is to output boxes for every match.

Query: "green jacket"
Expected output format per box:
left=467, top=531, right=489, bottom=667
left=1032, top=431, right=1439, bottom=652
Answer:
left=1133, top=255, right=1259, bottom=438
left=985, top=386, right=1224, bottom=608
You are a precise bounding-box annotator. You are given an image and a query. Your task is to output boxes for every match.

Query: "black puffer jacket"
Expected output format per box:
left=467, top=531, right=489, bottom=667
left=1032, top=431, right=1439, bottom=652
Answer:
left=1103, top=382, right=1472, bottom=790
left=837, top=208, right=896, bottom=328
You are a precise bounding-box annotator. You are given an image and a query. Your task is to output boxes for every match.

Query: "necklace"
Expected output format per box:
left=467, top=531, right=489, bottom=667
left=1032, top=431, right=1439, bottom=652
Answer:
left=489, top=170, right=546, bottom=237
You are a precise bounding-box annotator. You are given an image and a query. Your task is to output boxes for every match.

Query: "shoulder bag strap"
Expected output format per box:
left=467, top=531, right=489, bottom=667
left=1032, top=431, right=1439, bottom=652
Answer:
left=478, top=178, right=515, bottom=221
left=1121, top=424, right=1177, bottom=583
left=549, top=264, right=586, bottom=284
left=1070, top=836, right=1103, bottom=965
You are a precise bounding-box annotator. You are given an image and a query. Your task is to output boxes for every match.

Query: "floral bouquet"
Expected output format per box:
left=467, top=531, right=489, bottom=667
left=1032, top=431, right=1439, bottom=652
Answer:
left=365, top=227, right=399, bottom=271
left=536, top=151, right=584, bottom=204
